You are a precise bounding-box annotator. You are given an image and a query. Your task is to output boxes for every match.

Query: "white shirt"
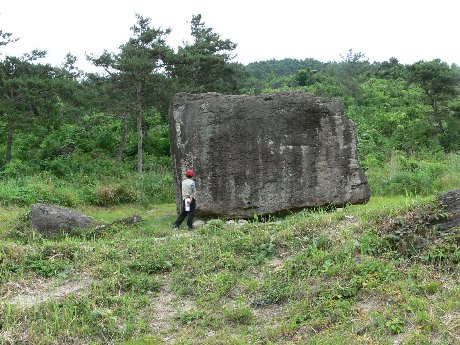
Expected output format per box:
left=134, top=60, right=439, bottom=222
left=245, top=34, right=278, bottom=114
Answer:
left=181, top=178, right=196, bottom=200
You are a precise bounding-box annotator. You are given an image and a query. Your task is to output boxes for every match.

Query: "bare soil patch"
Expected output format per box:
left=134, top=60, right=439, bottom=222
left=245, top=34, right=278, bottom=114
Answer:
left=147, top=276, right=195, bottom=344
left=2, top=272, right=92, bottom=309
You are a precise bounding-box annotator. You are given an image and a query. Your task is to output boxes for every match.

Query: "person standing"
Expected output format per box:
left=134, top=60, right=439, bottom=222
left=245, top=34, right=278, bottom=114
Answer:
left=172, top=169, right=196, bottom=230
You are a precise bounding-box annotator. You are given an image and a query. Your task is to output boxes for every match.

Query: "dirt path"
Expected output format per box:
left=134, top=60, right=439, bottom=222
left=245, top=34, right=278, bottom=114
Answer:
left=2, top=273, right=92, bottom=309
left=148, top=276, right=195, bottom=344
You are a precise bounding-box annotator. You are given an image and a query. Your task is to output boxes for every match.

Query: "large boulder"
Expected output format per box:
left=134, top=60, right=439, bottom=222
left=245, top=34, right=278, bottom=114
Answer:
left=169, top=91, right=371, bottom=218
left=30, top=203, right=93, bottom=237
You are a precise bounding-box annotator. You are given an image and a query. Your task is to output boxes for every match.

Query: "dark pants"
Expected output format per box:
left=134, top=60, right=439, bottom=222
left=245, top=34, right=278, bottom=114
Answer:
left=173, top=198, right=196, bottom=229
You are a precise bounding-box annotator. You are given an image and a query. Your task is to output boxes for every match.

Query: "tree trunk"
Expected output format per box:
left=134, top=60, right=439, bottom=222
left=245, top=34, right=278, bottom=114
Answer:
left=433, top=101, right=446, bottom=135
left=6, top=120, right=14, bottom=163
left=136, top=84, right=143, bottom=174
left=137, top=113, right=143, bottom=174
left=118, top=114, right=129, bottom=163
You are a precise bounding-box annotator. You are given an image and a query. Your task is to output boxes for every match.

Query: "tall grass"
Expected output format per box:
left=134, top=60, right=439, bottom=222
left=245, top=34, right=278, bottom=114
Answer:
left=0, top=156, right=175, bottom=207
left=366, top=152, right=460, bottom=196
left=0, top=174, right=87, bottom=207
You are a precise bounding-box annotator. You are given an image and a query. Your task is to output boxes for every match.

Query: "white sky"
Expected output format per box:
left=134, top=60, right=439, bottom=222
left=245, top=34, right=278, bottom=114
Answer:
left=1, top=0, right=459, bottom=72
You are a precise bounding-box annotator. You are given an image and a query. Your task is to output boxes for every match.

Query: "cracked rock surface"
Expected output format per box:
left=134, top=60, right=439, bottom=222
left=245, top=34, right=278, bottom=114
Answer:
left=169, top=91, right=370, bottom=218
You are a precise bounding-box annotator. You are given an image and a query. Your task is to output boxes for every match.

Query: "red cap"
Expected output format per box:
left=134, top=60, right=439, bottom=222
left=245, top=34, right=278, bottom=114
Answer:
left=185, top=169, right=194, bottom=177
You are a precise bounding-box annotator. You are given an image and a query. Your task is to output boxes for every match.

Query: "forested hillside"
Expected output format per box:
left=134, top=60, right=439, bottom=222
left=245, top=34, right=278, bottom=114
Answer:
left=1, top=15, right=459, bottom=204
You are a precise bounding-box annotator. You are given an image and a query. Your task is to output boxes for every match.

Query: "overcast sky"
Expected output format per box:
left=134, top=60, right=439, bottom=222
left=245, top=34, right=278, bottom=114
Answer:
left=1, top=0, right=458, bottom=72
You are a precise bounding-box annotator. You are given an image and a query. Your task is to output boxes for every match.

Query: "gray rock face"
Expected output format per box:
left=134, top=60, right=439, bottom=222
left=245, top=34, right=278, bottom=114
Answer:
left=30, top=203, right=93, bottom=236
left=169, top=91, right=370, bottom=218
left=435, top=189, right=460, bottom=231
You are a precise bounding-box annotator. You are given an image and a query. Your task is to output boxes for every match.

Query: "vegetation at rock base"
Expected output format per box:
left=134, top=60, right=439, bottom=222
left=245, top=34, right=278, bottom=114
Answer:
left=0, top=12, right=460, bottom=344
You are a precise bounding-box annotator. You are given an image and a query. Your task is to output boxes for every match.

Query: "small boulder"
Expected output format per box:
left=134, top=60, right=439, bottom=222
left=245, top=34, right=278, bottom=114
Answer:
left=112, top=214, right=142, bottom=225
left=192, top=220, right=206, bottom=229
left=30, top=203, right=93, bottom=237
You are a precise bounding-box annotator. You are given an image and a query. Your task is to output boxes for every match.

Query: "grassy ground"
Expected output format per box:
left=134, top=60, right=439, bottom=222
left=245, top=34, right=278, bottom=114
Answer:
left=1, top=196, right=459, bottom=344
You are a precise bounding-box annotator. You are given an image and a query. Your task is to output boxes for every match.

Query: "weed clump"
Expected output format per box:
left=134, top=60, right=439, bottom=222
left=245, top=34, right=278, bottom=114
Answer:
left=377, top=203, right=459, bottom=263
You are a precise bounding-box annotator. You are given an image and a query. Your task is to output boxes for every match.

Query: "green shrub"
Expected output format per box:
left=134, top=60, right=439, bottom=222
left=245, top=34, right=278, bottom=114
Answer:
left=359, top=231, right=384, bottom=255
left=1, top=159, right=38, bottom=178
left=93, top=184, right=137, bottom=206
left=204, top=219, right=226, bottom=232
